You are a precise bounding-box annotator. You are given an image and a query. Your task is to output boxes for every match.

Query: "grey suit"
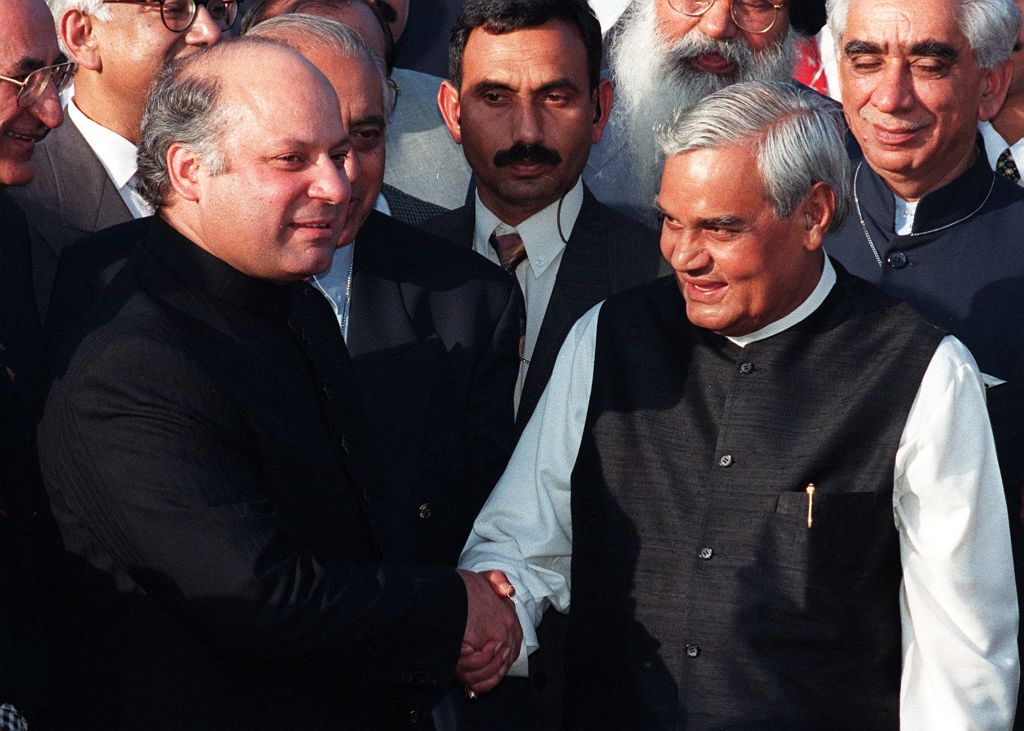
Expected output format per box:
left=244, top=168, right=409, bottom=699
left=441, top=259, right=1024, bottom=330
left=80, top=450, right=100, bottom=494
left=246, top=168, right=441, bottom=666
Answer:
left=9, top=118, right=131, bottom=319
left=386, top=68, right=472, bottom=211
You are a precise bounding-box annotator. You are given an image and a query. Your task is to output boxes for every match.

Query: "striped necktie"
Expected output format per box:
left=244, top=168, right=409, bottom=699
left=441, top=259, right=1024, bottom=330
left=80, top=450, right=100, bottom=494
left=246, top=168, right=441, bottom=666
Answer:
left=489, top=230, right=528, bottom=359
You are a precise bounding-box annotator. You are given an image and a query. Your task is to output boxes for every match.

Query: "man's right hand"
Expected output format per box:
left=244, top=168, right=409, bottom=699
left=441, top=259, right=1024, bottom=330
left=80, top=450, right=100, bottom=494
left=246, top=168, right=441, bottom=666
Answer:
left=456, top=569, right=523, bottom=693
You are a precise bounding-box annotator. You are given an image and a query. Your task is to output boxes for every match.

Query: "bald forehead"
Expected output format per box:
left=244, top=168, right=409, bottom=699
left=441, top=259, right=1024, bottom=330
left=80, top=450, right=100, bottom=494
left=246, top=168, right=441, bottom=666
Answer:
left=293, top=1, right=387, bottom=58
left=0, top=0, right=61, bottom=74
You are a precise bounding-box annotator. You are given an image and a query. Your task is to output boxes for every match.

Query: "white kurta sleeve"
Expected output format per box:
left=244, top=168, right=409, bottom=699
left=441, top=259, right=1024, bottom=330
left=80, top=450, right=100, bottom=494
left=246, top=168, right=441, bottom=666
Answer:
left=459, top=303, right=603, bottom=676
left=896, top=335, right=1019, bottom=729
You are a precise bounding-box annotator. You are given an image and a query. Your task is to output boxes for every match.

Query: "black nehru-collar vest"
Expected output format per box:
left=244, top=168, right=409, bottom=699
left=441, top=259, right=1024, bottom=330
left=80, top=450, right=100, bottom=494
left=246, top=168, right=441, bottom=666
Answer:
left=564, top=264, right=942, bottom=730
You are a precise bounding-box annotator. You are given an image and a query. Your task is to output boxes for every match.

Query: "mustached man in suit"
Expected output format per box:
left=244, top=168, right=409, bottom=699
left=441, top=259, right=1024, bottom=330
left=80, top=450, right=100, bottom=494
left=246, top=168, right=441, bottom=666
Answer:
left=425, top=0, right=667, bottom=434
left=0, top=0, right=68, bottom=725
left=421, top=1, right=666, bottom=727
left=38, top=39, right=522, bottom=728
left=9, top=0, right=227, bottom=318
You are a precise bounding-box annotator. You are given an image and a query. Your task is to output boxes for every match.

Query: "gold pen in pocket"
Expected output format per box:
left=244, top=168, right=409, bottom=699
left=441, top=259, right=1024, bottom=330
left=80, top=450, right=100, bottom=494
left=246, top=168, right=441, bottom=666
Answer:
left=805, top=483, right=816, bottom=528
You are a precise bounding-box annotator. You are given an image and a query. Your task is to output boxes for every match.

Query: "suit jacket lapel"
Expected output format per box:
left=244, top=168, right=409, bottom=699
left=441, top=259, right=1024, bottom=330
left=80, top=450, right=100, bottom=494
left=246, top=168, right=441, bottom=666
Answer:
left=517, top=189, right=614, bottom=428
left=50, top=121, right=132, bottom=245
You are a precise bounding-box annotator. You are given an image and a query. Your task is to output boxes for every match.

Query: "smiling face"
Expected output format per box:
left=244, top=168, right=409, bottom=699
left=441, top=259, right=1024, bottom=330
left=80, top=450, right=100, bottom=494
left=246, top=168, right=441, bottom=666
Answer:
left=838, top=0, right=1009, bottom=200
left=0, top=0, right=65, bottom=186
left=439, top=19, right=611, bottom=225
left=180, top=54, right=352, bottom=282
left=657, top=145, right=825, bottom=336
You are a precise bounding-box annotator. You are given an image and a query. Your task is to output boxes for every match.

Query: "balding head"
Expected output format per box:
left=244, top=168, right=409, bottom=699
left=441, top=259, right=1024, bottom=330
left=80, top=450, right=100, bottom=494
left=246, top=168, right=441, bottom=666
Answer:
left=137, top=39, right=351, bottom=282
left=242, top=0, right=393, bottom=70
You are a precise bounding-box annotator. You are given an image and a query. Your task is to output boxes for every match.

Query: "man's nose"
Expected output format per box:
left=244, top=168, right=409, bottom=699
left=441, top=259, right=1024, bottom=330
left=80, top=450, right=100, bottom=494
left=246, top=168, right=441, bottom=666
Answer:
left=698, top=0, right=739, bottom=40
left=512, top=100, right=544, bottom=145
left=29, top=79, right=64, bottom=130
left=186, top=5, right=223, bottom=45
left=310, top=156, right=351, bottom=206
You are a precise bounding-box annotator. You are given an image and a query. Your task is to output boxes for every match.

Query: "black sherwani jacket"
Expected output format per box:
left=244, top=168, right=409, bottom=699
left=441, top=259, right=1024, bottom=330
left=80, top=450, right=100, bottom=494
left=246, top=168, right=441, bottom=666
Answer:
left=45, top=211, right=519, bottom=569
left=39, top=217, right=467, bottom=729
left=0, top=193, right=62, bottom=726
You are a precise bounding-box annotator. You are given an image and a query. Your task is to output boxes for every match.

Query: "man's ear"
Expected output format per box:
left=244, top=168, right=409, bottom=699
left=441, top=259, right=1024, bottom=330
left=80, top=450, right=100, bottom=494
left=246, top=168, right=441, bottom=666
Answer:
left=591, top=78, right=614, bottom=145
left=978, top=59, right=1013, bottom=122
left=437, top=80, right=463, bottom=145
left=166, top=144, right=205, bottom=203
left=798, top=181, right=835, bottom=251
left=61, top=9, right=102, bottom=71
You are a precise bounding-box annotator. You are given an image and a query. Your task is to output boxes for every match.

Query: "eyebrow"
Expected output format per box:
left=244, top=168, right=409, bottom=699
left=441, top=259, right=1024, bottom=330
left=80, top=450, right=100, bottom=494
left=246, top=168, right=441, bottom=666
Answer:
left=469, top=77, right=582, bottom=96
left=9, top=55, right=63, bottom=76
left=844, top=40, right=881, bottom=56
left=843, top=39, right=958, bottom=62
left=908, top=41, right=958, bottom=61
left=698, top=214, right=744, bottom=228
left=351, top=115, right=387, bottom=128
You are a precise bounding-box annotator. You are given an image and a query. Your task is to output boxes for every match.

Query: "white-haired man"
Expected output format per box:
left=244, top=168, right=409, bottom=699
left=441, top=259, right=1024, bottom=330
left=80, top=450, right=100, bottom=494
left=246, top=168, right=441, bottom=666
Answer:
left=584, top=0, right=825, bottom=226
left=461, top=80, right=1019, bottom=728
left=824, top=0, right=1024, bottom=637
left=9, top=0, right=225, bottom=317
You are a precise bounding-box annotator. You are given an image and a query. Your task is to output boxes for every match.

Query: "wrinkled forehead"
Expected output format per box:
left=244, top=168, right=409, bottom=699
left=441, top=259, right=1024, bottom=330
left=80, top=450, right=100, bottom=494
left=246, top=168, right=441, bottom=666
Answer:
left=0, top=0, right=62, bottom=75
left=842, top=0, right=966, bottom=53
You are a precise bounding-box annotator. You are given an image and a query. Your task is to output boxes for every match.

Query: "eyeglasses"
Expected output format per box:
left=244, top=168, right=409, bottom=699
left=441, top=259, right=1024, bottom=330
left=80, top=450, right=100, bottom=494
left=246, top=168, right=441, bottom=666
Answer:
left=667, top=0, right=786, bottom=34
left=103, top=0, right=240, bottom=32
left=0, top=61, right=76, bottom=108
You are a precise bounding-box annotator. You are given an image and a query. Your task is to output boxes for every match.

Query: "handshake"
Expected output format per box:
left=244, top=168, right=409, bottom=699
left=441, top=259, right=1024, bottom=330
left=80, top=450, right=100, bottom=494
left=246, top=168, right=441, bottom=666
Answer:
left=456, top=569, right=523, bottom=695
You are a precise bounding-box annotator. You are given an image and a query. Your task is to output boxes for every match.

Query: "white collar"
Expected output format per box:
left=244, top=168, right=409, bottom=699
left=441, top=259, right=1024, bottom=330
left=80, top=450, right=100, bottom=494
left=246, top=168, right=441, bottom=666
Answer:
left=979, top=120, right=1024, bottom=177
left=68, top=100, right=139, bottom=190
left=726, top=256, right=836, bottom=347
left=474, top=177, right=584, bottom=278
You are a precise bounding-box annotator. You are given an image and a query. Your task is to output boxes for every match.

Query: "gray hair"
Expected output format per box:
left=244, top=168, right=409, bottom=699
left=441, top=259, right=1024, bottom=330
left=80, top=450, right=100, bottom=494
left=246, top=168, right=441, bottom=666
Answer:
left=826, top=0, right=1021, bottom=69
left=658, top=80, right=850, bottom=230
left=245, top=12, right=396, bottom=115
left=46, top=0, right=110, bottom=55
left=135, top=46, right=239, bottom=208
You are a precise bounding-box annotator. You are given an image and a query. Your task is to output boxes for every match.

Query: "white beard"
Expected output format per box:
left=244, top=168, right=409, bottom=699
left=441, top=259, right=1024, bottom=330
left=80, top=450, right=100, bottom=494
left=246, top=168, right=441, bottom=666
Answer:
left=608, top=1, right=796, bottom=206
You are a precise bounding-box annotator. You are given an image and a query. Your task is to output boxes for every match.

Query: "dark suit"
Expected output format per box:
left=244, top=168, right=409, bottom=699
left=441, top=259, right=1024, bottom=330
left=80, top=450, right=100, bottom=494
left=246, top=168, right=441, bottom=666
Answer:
left=421, top=186, right=667, bottom=430
left=381, top=182, right=448, bottom=226
left=0, top=193, right=62, bottom=727
left=346, top=210, right=519, bottom=567
left=420, top=187, right=666, bottom=729
left=46, top=211, right=518, bottom=569
left=8, top=118, right=132, bottom=318
left=40, top=217, right=468, bottom=729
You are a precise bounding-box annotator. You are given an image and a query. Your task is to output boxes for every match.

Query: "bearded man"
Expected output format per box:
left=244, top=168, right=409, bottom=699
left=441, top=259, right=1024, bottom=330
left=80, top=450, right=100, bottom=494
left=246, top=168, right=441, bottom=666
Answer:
left=584, top=0, right=825, bottom=226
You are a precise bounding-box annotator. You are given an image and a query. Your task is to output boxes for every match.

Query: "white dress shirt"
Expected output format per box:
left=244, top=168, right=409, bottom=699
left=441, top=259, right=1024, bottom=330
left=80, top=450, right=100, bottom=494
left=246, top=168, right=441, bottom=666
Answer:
left=980, top=120, right=1024, bottom=188
left=473, top=177, right=584, bottom=414
left=460, top=257, right=1019, bottom=729
left=68, top=101, right=154, bottom=219
left=310, top=242, right=356, bottom=343
left=308, top=193, right=393, bottom=342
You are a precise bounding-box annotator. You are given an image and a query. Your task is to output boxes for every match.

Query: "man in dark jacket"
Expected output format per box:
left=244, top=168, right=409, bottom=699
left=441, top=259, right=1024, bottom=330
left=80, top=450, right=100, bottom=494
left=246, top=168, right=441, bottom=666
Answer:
left=39, top=39, right=520, bottom=728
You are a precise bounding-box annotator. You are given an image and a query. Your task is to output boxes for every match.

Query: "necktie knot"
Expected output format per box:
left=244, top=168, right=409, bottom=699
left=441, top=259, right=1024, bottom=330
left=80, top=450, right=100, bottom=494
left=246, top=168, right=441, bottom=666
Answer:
left=490, top=230, right=527, bottom=273
left=997, top=147, right=1020, bottom=184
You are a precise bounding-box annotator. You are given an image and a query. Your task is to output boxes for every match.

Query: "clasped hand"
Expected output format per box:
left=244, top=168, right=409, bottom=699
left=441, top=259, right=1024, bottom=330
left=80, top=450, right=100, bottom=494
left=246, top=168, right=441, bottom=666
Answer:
left=456, top=569, right=522, bottom=694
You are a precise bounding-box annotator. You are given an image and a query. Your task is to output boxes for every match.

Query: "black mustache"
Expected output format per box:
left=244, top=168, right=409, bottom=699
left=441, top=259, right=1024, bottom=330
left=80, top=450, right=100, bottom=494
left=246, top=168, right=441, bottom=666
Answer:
left=493, top=143, right=562, bottom=167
